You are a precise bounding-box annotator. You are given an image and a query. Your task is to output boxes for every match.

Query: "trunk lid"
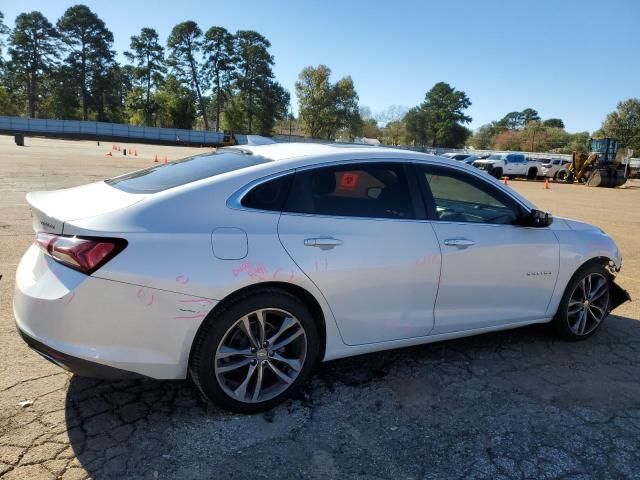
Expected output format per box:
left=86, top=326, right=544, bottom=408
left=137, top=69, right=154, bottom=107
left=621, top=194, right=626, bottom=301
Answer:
left=26, top=181, right=146, bottom=234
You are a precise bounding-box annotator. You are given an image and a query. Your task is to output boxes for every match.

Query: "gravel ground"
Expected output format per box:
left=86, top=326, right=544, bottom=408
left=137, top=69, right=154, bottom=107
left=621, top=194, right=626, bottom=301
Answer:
left=1, top=137, right=639, bottom=479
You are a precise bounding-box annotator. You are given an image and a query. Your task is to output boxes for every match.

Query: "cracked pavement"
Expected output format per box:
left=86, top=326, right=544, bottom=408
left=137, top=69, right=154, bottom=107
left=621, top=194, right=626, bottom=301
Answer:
left=1, top=137, right=640, bottom=479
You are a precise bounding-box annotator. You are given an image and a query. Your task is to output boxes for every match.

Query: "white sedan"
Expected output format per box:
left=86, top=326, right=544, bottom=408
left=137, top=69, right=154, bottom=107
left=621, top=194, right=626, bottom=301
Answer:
left=14, top=143, right=630, bottom=412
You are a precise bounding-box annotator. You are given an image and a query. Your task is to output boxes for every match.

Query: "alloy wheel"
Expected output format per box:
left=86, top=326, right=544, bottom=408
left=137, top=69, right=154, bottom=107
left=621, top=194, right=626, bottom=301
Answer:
left=214, top=308, right=307, bottom=403
left=567, top=273, right=609, bottom=336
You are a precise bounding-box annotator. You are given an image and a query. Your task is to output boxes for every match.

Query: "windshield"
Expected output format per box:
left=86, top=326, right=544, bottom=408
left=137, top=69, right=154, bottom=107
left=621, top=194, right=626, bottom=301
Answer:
left=486, top=154, right=503, bottom=160
left=105, top=150, right=270, bottom=193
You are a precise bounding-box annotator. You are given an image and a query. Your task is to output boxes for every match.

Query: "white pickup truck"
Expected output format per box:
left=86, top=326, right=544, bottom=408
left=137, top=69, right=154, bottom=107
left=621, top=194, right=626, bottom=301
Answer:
left=472, top=153, right=544, bottom=180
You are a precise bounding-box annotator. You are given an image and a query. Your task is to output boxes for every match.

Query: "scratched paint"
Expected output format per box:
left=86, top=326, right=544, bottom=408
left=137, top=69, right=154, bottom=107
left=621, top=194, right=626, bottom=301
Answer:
left=175, top=275, right=190, bottom=284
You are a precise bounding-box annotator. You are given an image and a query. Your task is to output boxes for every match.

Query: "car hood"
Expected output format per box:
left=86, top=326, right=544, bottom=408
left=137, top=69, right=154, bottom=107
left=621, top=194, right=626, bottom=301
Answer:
left=560, top=217, right=603, bottom=232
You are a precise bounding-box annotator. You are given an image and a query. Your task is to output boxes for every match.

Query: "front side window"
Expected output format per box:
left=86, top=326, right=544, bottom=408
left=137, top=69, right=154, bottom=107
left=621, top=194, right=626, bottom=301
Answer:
left=418, top=165, right=520, bottom=225
left=284, top=163, right=415, bottom=219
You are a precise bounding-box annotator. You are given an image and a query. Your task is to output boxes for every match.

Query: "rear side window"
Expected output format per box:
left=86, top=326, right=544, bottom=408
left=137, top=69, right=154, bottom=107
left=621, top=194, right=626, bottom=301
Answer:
left=284, top=163, right=415, bottom=219
left=105, top=150, right=270, bottom=193
left=241, top=174, right=293, bottom=211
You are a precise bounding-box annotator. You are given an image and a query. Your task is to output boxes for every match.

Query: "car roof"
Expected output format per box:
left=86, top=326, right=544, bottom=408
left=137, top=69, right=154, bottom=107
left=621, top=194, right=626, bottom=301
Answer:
left=228, top=142, right=424, bottom=162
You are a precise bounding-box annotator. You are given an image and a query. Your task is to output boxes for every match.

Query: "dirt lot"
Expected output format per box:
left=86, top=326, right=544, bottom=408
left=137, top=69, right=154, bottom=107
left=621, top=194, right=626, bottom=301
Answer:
left=1, top=137, right=639, bottom=479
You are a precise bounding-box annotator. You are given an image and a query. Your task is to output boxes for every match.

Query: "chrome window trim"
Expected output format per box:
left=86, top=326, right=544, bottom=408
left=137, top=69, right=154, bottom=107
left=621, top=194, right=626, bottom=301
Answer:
left=227, top=156, right=534, bottom=219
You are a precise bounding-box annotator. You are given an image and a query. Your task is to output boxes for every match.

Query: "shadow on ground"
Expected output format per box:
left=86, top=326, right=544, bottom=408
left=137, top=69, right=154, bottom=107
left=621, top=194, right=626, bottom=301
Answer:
left=64, top=316, right=640, bottom=479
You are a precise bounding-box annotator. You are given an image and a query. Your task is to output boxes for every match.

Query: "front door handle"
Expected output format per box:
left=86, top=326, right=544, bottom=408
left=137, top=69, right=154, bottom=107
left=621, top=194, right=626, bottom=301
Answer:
left=443, top=238, right=475, bottom=248
left=304, top=237, right=343, bottom=249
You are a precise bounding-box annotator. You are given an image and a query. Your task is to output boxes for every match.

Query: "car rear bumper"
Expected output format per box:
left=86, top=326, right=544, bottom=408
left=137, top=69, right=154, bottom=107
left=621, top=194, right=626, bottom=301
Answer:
left=16, top=325, right=146, bottom=379
left=14, top=244, right=217, bottom=379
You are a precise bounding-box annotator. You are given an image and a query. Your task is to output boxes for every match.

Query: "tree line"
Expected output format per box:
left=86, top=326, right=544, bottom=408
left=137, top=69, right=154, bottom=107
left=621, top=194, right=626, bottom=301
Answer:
left=0, top=6, right=288, bottom=135
left=1, top=6, right=638, bottom=154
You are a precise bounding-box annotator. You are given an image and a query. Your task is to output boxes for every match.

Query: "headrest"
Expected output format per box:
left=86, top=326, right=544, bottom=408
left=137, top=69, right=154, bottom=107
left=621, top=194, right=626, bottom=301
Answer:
left=312, top=170, right=336, bottom=195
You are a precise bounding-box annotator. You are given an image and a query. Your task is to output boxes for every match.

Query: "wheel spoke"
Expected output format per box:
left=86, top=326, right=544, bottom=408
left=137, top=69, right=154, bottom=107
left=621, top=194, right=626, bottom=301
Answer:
left=590, top=303, right=605, bottom=317
left=252, top=363, right=264, bottom=402
left=272, top=328, right=304, bottom=351
left=272, top=352, right=302, bottom=372
left=571, top=310, right=584, bottom=334
left=578, top=278, right=587, bottom=299
left=255, top=310, right=267, bottom=345
left=267, top=316, right=297, bottom=345
left=590, top=280, right=608, bottom=302
left=216, top=345, right=252, bottom=360
left=267, top=361, right=294, bottom=384
left=217, top=358, right=252, bottom=373
left=578, top=309, right=588, bottom=334
left=568, top=300, right=583, bottom=315
left=588, top=308, right=602, bottom=325
left=233, top=363, right=257, bottom=400
left=238, top=316, right=260, bottom=349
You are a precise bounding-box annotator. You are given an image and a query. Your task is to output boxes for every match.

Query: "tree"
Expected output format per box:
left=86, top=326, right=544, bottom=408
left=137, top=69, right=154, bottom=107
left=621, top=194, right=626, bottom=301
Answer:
left=125, top=27, right=165, bottom=125
left=167, top=21, right=208, bottom=129
left=468, top=123, right=499, bottom=150
left=420, top=82, right=471, bottom=147
left=0, top=11, right=10, bottom=59
left=382, top=119, right=407, bottom=145
left=8, top=11, right=59, bottom=117
left=57, top=5, right=115, bottom=121
left=543, top=118, right=564, bottom=129
left=599, top=98, right=640, bottom=155
left=521, top=108, right=540, bottom=125
left=154, top=74, right=196, bottom=129
left=234, top=30, right=287, bottom=134
left=295, top=64, right=360, bottom=139
left=203, top=26, right=235, bottom=131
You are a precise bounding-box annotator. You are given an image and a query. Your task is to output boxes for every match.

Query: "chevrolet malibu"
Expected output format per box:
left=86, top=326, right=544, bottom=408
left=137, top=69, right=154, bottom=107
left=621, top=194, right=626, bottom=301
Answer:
left=14, top=143, right=630, bottom=413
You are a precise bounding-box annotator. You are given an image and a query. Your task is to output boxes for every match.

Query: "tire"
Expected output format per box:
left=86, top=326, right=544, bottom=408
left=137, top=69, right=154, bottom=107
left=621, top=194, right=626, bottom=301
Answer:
left=492, top=167, right=503, bottom=179
left=189, top=289, right=320, bottom=413
left=527, top=168, right=537, bottom=180
left=552, top=263, right=611, bottom=341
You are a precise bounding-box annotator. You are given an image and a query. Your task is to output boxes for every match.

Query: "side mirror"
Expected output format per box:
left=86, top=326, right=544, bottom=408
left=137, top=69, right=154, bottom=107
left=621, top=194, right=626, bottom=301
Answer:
left=525, top=209, right=553, bottom=228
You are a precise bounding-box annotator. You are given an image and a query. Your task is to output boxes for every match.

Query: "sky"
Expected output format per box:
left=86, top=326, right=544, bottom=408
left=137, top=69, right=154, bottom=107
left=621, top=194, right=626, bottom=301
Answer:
left=2, top=0, right=639, bottom=133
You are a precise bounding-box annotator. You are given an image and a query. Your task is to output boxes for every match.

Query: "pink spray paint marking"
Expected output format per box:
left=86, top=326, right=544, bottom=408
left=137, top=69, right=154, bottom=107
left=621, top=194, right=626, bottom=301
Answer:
left=136, top=287, right=155, bottom=306
left=64, top=292, right=75, bottom=305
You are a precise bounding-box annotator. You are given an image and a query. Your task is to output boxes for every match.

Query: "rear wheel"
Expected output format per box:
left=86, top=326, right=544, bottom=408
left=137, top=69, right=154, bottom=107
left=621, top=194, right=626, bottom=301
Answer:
left=527, top=168, right=537, bottom=180
left=491, top=167, right=503, bottom=179
left=189, top=290, right=319, bottom=413
left=552, top=264, right=611, bottom=340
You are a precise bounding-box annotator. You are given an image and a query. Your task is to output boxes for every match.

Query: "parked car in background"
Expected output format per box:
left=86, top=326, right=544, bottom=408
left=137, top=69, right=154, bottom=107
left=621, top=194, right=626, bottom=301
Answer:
left=442, top=153, right=473, bottom=161
left=541, top=158, right=571, bottom=179
left=14, top=143, right=629, bottom=412
left=473, top=153, right=544, bottom=180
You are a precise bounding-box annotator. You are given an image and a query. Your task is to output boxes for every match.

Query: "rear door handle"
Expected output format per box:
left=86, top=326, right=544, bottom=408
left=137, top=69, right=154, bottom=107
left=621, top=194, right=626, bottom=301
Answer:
left=304, top=237, right=343, bottom=249
left=443, top=238, right=475, bottom=248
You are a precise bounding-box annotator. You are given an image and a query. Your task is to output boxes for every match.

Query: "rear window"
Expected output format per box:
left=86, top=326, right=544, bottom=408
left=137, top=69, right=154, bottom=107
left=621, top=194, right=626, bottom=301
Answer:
left=105, top=150, right=270, bottom=193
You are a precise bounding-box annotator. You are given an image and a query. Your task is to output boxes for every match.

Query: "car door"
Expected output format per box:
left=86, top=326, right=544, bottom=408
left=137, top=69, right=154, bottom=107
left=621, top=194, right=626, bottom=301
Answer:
left=414, top=163, right=559, bottom=335
left=278, top=161, right=441, bottom=346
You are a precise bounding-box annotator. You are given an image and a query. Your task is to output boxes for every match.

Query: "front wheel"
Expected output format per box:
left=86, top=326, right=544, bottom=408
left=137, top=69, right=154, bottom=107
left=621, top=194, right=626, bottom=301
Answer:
left=552, top=264, right=611, bottom=340
left=189, top=290, right=319, bottom=413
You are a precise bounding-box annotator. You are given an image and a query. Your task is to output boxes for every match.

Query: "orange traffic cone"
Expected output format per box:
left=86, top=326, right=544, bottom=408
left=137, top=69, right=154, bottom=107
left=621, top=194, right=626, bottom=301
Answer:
left=164, top=156, right=168, bottom=164
left=544, top=179, right=550, bottom=190
left=503, top=176, right=508, bottom=186
left=105, top=151, right=112, bottom=157
left=154, top=154, right=158, bottom=163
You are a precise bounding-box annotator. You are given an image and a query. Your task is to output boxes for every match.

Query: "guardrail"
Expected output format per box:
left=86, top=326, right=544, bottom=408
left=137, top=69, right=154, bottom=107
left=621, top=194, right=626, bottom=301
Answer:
left=0, top=116, right=226, bottom=146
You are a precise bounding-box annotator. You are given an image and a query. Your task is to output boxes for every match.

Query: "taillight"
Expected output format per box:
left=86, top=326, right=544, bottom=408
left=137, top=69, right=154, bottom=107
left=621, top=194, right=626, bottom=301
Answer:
left=35, top=233, right=126, bottom=274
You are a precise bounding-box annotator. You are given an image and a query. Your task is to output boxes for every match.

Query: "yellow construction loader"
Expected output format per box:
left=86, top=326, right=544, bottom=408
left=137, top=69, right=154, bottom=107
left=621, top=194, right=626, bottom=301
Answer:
left=558, top=138, right=628, bottom=187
